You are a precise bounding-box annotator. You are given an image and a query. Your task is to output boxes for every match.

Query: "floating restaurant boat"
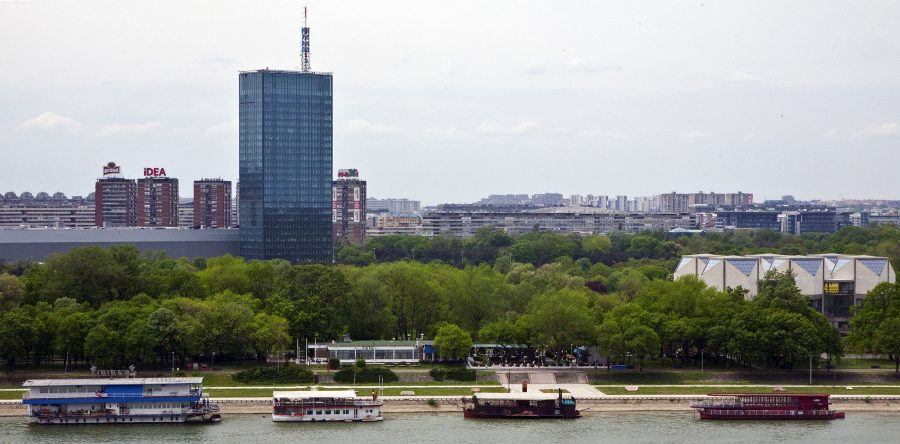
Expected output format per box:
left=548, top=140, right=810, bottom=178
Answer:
left=691, top=393, right=845, bottom=420
left=462, top=389, right=580, bottom=419
left=272, top=390, right=383, bottom=422
left=21, top=377, right=221, bottom=425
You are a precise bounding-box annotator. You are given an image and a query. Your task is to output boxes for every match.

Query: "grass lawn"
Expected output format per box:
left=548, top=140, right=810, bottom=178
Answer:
left=206, top=386, right=506, bottom=398
left=0, top=390, right=26, bottom=400
left=597, top=385, right=900, bottom=396
left=834, top=358, right=898, bottom=370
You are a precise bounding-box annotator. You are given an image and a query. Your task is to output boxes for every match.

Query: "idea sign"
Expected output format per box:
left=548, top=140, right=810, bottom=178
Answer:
left=143, top=167, right=167, bottom=177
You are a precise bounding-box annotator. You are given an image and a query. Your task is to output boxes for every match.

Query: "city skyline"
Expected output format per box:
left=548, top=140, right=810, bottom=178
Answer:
left=2, top=1, right=899, bottom=204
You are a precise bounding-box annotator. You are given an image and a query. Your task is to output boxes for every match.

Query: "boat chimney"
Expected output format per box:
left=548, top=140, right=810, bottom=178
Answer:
left=522, top=382, right=528, bottom=393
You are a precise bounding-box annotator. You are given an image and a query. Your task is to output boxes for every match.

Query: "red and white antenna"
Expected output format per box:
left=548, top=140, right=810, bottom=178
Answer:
left=301, top=6, right=311, bottom=72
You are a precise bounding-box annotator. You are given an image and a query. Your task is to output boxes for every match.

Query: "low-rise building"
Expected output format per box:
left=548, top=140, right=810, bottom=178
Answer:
left=0, top=206, right=95, bottom=228
left=0, top=228, right=239, bottom=262
left=674, top=254, right=896, bottom=331
left=303, top=340, right=436, bottom=364
left=421, top=207, right=694, bottom=237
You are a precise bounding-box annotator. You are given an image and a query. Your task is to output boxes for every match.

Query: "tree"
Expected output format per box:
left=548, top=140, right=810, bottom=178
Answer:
left=251, top=313, right=291, bottom=359
left=479, top=320, right=525, bottom=346
left=876, top=317, right=900, bottom=373
left=85, top=324, right=122, bottom=368
left=339, top=267, right=396, bottom=339
left=146, top=308, right=180, bottom=366
left=0, top=308, right=33, bottom=371
left=267, top=264, right=349, bottom=341
left=850, top=283, right=900, bottom=370
left=197, top=255, right=250, bottom=295
left=441, top=265, right=507, bottom=334
left=434, top=323, right=473, bottom=361
left=0, top=273, right=24, bottom=310
left=520, top=288, right=596, bottom=349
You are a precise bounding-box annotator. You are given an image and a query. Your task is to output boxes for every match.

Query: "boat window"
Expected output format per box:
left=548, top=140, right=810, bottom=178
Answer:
left=325, top=410, right=331, bottom=414
left=307, top=410, right=313, bottom=415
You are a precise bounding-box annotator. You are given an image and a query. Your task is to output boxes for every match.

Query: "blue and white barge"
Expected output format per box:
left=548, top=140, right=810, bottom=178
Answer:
left=21, top=377, right=221, bottom=424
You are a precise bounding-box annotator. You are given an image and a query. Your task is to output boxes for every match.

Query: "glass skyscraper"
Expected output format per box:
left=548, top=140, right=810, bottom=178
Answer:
left=239, top=69, right=333, bottom=262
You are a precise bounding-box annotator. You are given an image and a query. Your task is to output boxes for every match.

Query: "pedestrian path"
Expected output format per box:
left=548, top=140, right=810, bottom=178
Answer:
left=507, top=383, right=606, bottom=398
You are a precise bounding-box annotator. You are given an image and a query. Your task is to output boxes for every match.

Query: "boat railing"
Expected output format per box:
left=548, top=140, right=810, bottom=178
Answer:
left=701, top=409, right=835, bottom=417
left=690, top=401, right=743, bottom=409
left=23, top=392, right=200, bottom=400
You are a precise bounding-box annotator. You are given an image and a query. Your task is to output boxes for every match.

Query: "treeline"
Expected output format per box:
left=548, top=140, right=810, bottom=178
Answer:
left=0, top=225, right=897, bottom=372
left=339, top=225, right=900, bottom=271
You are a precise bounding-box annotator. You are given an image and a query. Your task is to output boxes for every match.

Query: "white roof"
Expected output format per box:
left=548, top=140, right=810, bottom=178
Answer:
left=473, top=392, right=566, bottom=401
left=273, top=390, right=358, bottom=399
left=22, top=377, right=203, bottom=387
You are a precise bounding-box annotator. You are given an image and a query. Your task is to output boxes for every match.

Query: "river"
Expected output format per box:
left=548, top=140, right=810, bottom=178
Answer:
left=2, top=412, right=899, bottom=443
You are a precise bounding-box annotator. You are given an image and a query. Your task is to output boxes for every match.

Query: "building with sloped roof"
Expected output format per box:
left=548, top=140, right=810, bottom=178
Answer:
left=673, top=254, right=896, bottom=331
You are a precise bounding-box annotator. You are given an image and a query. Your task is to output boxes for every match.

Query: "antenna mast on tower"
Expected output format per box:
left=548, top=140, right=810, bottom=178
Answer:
left=301, top=6, right=311, bottom=72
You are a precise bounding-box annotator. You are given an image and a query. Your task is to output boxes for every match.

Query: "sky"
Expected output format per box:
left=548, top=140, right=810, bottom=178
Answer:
left=1, top=0, right=898, bottom=205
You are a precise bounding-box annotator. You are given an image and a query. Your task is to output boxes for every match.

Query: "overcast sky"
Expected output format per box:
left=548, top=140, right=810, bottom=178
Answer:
left=1, top=0, right=898, bottom=204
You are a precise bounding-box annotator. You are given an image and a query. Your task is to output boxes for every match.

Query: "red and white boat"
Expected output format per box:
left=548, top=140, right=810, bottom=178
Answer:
left=272, top=390, right=383, bottom=422
left=691, top=393, right=845, bottom=420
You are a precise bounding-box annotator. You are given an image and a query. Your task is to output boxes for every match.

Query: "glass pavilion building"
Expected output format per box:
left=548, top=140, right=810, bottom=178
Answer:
left=239, top=69, right=333, bottom=262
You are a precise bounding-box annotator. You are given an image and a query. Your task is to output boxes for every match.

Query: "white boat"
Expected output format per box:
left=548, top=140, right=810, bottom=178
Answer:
left=21, top=377, right=220, bottom=424
left=272, top=390, right=383, bottom=422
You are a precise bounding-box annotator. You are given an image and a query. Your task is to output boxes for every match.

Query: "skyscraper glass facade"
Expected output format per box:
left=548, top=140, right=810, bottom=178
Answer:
left=239, top=70, right=333, bottom=262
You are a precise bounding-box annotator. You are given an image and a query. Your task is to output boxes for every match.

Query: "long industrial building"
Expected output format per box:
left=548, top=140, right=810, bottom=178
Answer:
left=0, top=228, right=239, bottom=262
left=674, top=254, right=896, bottom=331
left=421, top=207, right=695, bottom=237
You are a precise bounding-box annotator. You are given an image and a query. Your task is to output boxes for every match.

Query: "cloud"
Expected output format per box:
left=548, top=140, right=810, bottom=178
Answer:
left=475, top=122, right=502, bottom=135
left=476, top=121, right=543, bottom=136
left=506, top=121, right=541, bottom=135
left=522, top=57, right=620, bottom=76
left=206, top=119, right=238, bottom=137
left=423, top=126, right=465, bottom=138
left=577, top=129, right=625, bottom=140
left=677, top=130, right=712, bottom=144
left=823, top=127, right=841, bottom=137
left=743, top=132, right=756, bottom=141
left=855, top=122, right=899, bottom=137
left=15, top=112, right=84, bottom=133
left=523, top=60, right=547, bottom=76
left=730, top=71, right=764, bottom=82
left=95, top=122, right=162, bottom=136
left=565, top=57, right=621, bottom=73
left=344, top=119, right=397, bottom=136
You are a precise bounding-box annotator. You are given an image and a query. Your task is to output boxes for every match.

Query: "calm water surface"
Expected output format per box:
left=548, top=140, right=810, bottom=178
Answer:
left=2, top=412, right=900, bottom=444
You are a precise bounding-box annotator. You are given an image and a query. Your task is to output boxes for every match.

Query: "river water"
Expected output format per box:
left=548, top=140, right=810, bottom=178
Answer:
left=2, top=412, right=899, bottom=444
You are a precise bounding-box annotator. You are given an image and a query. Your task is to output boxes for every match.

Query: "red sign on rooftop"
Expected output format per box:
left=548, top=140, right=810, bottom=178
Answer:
left=143, top=167, right=167, bottom=177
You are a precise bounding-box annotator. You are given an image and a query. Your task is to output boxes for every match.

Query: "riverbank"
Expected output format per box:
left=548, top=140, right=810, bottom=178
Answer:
left=5, top=396, right=900, bottom=417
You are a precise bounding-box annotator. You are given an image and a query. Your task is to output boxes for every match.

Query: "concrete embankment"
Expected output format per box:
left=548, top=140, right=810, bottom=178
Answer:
left=5, top=397, right=900, bottom=417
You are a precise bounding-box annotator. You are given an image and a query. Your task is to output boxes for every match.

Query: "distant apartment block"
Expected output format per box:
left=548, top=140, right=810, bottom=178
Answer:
left=656, top=191, right=754, bottom=213
left=0, top=206, right=95, bottom=228
left=367, top=213, right=424, bottom=237
left=332, top=169, right=366, bottom=246
left=366, top=198, right=420, bottom=214
left=531, top=193, right=564, bottom=207
left=674, top=254, right=896, bottom=331
left=178, top=200, right=194, bottom=228
left=478, top=194, right=531, bottom=206
left=193, top=179, right=232, bottom=229
left=136, top=175, right=179, bottom=227
left=421, top=207, right=694, bottom=237
left=95, top=162, right=136, bottom=227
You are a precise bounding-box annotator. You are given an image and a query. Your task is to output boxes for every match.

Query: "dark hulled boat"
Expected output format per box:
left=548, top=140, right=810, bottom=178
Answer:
left=463, top=389, right=580, bottom=419
left=691, top=393, right=845, bottom=420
